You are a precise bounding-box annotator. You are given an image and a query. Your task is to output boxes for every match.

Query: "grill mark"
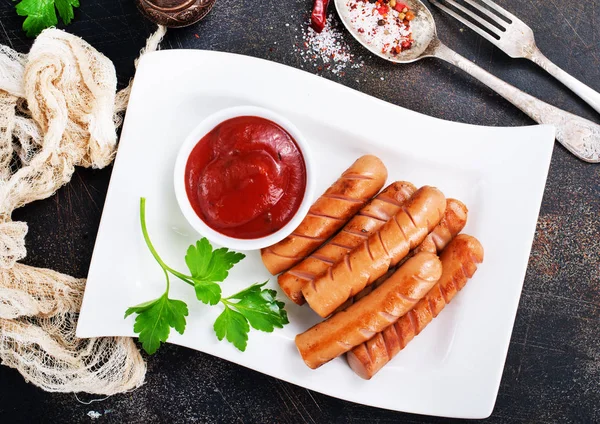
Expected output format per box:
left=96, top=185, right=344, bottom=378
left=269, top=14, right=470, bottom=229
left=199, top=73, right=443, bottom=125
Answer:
left=357, top=211, right=388, bottom=223
left=311, top=254, right=335, bottom=264
left=341, top=173, right=375, bottom=180
left=461, top=262, right=473, bottom=279
left=361, top=206, right=392, bottom=222
left=407, top=310, right=417, bottom=337
left=347, top=284, right=355, bottom=300
left=427, top=295, right=437, bottom=320
left=393, top=213, right=409, bottom=243
left=343, top=228, right=370, bottom=239
left=366, top=240, right=375, bottom=262
left=439, top=282, right=450, bottom=304
left=287, top=270, right=317, bottom=280
left=398, top=292, right=417, bottom=304
left=394, top=321, right=406, bottom=349
left=337, top=340, right=353, bottom=349
left=403, top=206, right=419, bottom=229
left=377, top=231, right=390, bottom=258
left=448, top=274, right=459, bottom=298
left=379, top=311, right=396, bottom=323
left=322, top=193, right=363, bottom=203
left=307, top=212, right=345, bottom=221
left=264, top=248, right=302, bottom=260
left=386, top=321, right=400, bottom=359
left=414, top=271, right=441, bottom=284
left=344, top=254, right=353, bottom=272
left=290, top=232, right=327, bottom=242
left=376, top=196, right=405, bottom=207
left=363, top=342, right=375, bottom=364
left=328, top=241, right=353, bottom=250
left=359, top=328, right=375, bottom=339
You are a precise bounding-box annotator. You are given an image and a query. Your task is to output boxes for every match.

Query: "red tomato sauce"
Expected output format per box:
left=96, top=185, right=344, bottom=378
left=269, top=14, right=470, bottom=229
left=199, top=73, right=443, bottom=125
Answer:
left=185, top=116, right=307, bottom=239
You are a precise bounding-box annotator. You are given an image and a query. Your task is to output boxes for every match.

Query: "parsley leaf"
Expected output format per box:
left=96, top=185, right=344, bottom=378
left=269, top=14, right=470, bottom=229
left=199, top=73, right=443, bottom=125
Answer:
left=125, top=294, right=188, bottom=355
left=54, top=0, right=79, bottom=24
left=213, top=305, right=250, bottom=352
left=185, top=239, right=245, bottom=305
left=227, top=282, right=289, bottom=332
left=216, top=282, right=289, bottom=351
left=15, top=0, right=80, bottom=37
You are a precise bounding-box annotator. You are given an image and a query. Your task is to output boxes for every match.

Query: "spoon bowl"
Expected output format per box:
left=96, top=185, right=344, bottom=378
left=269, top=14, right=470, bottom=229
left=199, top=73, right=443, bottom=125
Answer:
left=334, top=0, right=438, bottom=63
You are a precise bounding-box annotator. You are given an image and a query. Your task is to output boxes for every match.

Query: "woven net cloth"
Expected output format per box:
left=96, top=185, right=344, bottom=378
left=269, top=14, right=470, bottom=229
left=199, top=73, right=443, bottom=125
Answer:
left=0, top=26, right=166, bottom=395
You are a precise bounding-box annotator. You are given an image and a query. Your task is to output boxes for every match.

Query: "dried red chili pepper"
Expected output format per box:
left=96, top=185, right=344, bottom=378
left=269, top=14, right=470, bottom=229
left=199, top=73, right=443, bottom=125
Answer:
left=311, top=0, right=330, bottom=33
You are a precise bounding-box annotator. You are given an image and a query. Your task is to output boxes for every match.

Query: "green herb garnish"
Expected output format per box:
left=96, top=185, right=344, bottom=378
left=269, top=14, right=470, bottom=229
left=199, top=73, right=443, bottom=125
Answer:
left=125, top=198, right=289, bottom=354
left=15, top=0, right=80, bottom=37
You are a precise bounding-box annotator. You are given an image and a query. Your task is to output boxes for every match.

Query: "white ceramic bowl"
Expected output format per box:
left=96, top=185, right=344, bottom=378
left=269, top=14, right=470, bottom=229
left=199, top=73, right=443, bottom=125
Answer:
left=174, top=106, right=315, bottom=251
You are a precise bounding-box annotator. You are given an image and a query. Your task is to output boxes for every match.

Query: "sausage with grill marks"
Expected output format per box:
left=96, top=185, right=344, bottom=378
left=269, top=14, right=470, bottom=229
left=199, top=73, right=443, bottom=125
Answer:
left=302, top=186, right=446, bottom=317
left=295, top=252, right=442, bottom=369
left=278, top=181, right=416, bottom=305
left=337, top=198, right=468, bottom=311
left=347, top=234, right=484, bottom=379
left=261, top=155, right=387, bottom=275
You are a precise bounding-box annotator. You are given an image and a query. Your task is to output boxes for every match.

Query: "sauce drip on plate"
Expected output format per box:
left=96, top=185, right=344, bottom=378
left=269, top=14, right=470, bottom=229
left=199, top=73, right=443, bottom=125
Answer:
left=185, top=116, right=306, bottom=239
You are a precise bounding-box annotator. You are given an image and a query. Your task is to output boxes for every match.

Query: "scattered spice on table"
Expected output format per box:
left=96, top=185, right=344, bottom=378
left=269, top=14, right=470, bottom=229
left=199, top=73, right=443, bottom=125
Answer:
left=294, top=15, right=364, bottom=76
left=345, top=0, right=415, bottom=55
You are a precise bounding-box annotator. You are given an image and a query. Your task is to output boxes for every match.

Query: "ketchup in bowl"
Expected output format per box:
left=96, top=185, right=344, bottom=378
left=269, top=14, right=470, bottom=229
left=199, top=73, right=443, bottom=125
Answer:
left=184, top=116, right=307, bottom=239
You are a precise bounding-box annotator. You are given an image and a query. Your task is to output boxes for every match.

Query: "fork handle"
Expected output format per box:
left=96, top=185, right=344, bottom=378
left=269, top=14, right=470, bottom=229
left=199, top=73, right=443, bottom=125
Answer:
left=433, top=42, right=600, bottom=163
left=527, top=46, right=600, bottom=115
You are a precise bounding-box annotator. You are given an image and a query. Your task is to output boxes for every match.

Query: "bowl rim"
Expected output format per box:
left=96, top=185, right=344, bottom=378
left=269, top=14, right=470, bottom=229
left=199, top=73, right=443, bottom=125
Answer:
left=173, top=105, right=315, bottom=251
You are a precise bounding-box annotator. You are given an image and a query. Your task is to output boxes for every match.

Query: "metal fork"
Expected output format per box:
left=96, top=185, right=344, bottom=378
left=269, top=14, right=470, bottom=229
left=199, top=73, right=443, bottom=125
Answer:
left=430, top=0, right=600, bottom=115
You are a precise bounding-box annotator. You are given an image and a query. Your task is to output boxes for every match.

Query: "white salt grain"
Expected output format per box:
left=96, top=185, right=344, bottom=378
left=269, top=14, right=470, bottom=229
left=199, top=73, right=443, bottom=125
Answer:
left=293, top=15, right=364, bottom=76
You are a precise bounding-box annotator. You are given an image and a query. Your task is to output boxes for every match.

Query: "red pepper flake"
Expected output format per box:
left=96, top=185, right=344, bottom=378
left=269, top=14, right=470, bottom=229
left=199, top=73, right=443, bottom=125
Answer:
left=393, top=2, right=408, bottom=12
left=194, top=33, right=199, bottom=39
left=401, top=39, right=412, bottom=49
left=377, top=5, right=389, bottom=15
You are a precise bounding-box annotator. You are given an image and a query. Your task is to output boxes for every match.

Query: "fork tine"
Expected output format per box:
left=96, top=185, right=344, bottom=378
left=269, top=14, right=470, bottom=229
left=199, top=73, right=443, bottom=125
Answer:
left=430, top=0, right=502, bottom=45
left=442, top=0, right=503, bottom=36
left=476, top=0, right=521, bottom=23
left=462, top=0, right=507, bottom=27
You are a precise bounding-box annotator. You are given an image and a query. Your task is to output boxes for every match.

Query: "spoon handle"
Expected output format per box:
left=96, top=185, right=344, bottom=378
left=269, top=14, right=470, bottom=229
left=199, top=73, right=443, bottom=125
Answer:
left=432, top=42, right=600, bottom=163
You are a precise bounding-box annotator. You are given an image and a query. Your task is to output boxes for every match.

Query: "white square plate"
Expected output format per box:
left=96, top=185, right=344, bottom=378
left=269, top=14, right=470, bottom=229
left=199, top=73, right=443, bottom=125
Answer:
left=77, top=50, right=555, bottom=419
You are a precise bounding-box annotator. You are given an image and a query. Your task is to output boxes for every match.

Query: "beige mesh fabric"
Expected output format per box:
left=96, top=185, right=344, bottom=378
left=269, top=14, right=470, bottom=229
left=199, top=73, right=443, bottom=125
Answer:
left=0, top=26, right=166, bottom=395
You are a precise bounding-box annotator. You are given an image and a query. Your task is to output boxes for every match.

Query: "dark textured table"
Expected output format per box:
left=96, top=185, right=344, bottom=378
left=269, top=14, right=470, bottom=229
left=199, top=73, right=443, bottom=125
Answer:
left=0, top=0, right=598, bottom=422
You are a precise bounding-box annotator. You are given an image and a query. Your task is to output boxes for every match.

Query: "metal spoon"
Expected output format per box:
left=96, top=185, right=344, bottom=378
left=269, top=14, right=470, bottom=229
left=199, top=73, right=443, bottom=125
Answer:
left=334, top=0, right=600, bottom=163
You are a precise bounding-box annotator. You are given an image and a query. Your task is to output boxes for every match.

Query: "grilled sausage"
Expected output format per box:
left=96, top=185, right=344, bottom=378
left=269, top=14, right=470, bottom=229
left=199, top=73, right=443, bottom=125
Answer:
left=261, top=155, right=387, bottom=275
left=295, top=252, right=442, bottom=369
left=278, top=181, right=417, bottom=305
left=338, top=198, right=468, bottom=310
left=347, top=234, right=484, bottom=379
left=302, top=186, right=446, bottom=317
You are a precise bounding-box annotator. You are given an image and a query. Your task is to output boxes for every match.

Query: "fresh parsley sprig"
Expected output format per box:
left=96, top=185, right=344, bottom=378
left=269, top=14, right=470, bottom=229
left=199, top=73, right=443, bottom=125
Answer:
left=15, top=0, right=80, bottom=37
left=125, top=198, right=289, bottom=355
left=216, top=283, right=289, bottom=351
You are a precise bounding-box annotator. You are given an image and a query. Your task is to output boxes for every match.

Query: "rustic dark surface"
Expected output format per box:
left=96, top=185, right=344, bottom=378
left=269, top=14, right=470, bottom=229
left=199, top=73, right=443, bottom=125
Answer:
left=0, top=0, right=599, bottom=422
